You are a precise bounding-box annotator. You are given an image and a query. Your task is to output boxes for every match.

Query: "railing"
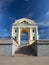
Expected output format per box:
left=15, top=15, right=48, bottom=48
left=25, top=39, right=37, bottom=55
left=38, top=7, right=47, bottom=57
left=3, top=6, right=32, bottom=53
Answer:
left=12, top=37, right=18, bottom=44
left=0, top=36, right=37, bottom=45
left=0, top=36, right=18, bottom=44
left=0, top=36, right=11, bottom=39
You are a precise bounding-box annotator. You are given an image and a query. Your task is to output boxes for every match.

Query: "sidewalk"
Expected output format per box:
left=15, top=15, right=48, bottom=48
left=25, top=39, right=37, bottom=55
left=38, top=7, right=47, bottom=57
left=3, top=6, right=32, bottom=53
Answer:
left=0, top=55, right=49, bottom=65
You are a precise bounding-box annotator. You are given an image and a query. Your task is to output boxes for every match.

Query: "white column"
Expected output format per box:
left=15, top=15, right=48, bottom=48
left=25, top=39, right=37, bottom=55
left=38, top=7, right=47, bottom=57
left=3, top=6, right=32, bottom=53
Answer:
left=36, top=27, right=39, bottom=40
left=30, top=27, right=32, bottom=41
left=18, top=27, right=20, bottom=44
left=12, top=28, right=15, bottom=38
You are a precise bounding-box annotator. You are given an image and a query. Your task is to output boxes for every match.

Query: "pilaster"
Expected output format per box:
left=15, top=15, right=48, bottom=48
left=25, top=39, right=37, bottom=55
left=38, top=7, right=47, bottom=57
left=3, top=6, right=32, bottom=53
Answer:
left=18, top=27, right=20, bottom=44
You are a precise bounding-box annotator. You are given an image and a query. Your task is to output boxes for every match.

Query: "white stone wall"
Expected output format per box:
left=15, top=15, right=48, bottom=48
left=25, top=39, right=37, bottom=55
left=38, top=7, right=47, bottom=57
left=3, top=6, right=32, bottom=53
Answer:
left=12, top=44, right=18, bottom=56
left=0, top=44, right=12, bottom=56
left=37, top=44, right=49, bottom=56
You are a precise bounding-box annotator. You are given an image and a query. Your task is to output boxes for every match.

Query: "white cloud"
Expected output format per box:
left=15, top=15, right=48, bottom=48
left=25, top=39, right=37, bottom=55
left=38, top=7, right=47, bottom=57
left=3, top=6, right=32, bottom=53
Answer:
left=0, top=28, right=10, bottom=36
left=46, top=11, right=49, bottom=16
left=37, top=21, right=49, bottom=26
left=36, top=11, right=49, bottom=27
left=39, top=34, right=46, bottom=37
left=0, top=28, right=7, bottom=32
left=39, top=29, right=49, bottom=33
left=0, top=33, right=9, bottom=36
left=39, top=29, right=45, bottom=33
left=39, top=28, right=49, bottom=39
left=25, top=12, right=34, bottom=18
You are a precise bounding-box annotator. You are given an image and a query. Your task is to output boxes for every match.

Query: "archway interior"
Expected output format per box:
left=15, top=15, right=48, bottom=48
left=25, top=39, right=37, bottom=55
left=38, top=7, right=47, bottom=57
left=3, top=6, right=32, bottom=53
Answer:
left=20, top=30, right=29, bottom=46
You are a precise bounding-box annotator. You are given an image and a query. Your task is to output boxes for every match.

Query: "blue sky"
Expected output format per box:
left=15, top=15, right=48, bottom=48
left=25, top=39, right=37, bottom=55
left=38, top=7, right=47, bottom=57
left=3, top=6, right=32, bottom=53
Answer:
left=0, top=0, right=49, bottom=39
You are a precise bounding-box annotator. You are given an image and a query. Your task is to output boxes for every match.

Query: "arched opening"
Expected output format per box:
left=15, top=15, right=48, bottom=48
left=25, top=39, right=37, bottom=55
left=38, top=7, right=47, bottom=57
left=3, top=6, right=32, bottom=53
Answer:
left=20, top=30, right=29, bottom=46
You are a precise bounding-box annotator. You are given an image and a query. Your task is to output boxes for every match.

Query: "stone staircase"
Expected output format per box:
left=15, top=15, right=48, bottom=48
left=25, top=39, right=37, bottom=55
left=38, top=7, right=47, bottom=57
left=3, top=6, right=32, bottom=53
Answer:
left=14, top=44, right=36, bottom=56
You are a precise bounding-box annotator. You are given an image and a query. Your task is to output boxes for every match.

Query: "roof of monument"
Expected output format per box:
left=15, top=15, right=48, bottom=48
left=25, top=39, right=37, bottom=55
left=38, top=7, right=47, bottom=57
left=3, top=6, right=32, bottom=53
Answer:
left=13, top=18, right=37, bottom=25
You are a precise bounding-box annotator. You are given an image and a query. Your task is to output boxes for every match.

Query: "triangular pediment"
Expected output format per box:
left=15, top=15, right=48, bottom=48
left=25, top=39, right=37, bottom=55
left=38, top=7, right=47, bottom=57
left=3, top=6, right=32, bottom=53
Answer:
left=13, top=18, right=37, bottom=25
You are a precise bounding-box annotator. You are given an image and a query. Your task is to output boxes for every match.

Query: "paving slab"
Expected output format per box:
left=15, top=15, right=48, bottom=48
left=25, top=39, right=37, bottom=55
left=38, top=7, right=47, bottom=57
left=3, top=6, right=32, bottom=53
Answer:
left=0, top=55, right=49, bottom=65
